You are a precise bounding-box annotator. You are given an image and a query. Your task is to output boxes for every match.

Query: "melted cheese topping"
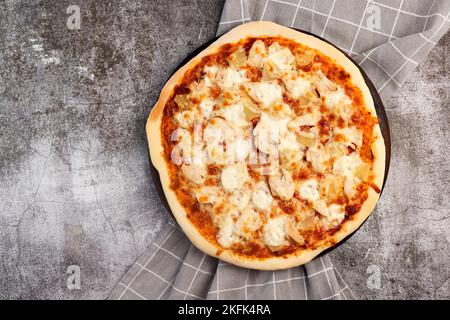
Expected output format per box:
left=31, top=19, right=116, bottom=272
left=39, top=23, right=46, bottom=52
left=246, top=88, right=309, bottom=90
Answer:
left=165, top=39, right=377, bottom=253
left=221, top=163, right=250, bottom=192
left=216, top=67, right=248, bottom=88
left=217, top=102, right=248, bottom=128
left=230, top=189, right=251, bottom=209
left=318, top=203, right=345, bottom=230
left=199, top=99, right=215, bottom=119
left=248, top=39, right=267, bottom=68
left=235, top=209, right=262, bottom=240
left=203, top=117, right=231, bottom=145
left=194, top=186, right=222, bottom=204
left=170, top=129, right=193, bottom=165
left=181, top=163, right=207, bottom=184
left=244, top=81, right=283, bottom=108
left=217, top=213, right=238, bottom=248
left=335, top=127, right=363, bottom=149
left=282, top=72, right=313, bottom=99
left=288, top=112, right=320, bottom=129
left=251, top=181, right=273, bottom=211
left=324, top=88, right=353, bottom=122
left=264, top=42, right=295, bottom=79
left=268, top=170, right=295, bottom=201
left=333, top=153, right=363, bottom=176
left=306, top=144, right=330, bottom=173
left=298, top=178, right=320, bottom=202
left=263, top=215, right=289, bottom=247
left=253, top=113, right=291, bottom=155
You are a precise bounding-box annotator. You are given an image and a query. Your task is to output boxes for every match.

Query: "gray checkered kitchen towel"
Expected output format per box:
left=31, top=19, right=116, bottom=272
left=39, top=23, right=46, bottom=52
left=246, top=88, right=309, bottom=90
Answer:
left=110, top=0, right=449, bottom=300
left=110, top=222, right=352, bottom=299
left=218, top=0, right=450, bottom=102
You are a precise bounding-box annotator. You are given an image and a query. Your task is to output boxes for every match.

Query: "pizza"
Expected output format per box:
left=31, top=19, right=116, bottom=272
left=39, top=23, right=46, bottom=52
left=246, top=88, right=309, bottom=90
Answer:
left=147, top=22, right=385, bottom=270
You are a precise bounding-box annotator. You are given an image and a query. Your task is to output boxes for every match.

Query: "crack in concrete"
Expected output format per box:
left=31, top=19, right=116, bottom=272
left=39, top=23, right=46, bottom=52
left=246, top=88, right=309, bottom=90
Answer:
left=8, top=155, right=51, bottom=297
left=93, top=179, right=117, bottom=241
left=433, top=276, right=450, bottom=299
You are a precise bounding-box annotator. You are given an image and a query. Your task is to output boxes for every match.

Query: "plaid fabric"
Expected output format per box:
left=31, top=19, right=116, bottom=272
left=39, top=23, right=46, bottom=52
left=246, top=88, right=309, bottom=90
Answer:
left=110, top=223, right=354, bottom=300
left=110, top=0, right=449, bottom=300
left=217, top=0, right=450, bottom=102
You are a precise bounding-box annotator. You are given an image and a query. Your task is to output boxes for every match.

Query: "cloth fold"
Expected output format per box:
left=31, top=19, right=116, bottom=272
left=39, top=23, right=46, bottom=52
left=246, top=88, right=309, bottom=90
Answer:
left=217, top=0, right=449, bottom=102
left=110, top=223, right=354, bottom=300
left=111, top=0, right=449, bottom=300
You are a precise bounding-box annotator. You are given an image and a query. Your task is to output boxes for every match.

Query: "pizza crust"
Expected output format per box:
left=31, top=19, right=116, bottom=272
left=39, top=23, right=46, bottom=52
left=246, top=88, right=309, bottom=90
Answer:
left=147, top=21, right=386, bottom=270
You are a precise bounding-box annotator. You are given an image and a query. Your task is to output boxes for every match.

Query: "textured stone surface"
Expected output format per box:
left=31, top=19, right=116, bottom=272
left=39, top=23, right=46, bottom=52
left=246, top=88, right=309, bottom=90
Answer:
left=331, top=30, right=450, bottom=300
left=0, top=0, right=448, bottom=300
left=0, top=0, right=224, bottom=300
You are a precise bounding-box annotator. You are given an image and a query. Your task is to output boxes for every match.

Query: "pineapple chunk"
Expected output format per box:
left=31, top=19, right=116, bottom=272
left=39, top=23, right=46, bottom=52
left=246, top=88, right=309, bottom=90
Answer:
left=295, top=50, right=315, bottom=67
left=297, top=131, right=315, bottom=147
left=174, top=94, right=190, bottom=109
left=355, top=162, right=371, bottom=181
left=227, top=47, right=247, bottom=68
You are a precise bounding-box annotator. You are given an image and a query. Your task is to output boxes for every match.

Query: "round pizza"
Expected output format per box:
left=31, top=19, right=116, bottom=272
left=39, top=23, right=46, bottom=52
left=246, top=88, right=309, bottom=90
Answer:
left=147, top=22, right=385, bottom=270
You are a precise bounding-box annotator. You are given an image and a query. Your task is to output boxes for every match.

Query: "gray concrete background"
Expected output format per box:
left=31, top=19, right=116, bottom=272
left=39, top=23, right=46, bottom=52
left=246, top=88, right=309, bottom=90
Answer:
left=0, top=0, right=448, bottom=299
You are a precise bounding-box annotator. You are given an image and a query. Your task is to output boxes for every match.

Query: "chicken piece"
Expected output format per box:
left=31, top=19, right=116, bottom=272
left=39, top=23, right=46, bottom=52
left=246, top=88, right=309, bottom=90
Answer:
left=268, top=170, right=295, bottom=200
left=181, top=163, right=207, bottom=184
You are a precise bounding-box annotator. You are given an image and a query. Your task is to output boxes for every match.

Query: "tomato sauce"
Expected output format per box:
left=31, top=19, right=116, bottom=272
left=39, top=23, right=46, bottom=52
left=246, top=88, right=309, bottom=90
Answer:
left=160, top=37, right=378, bottom=259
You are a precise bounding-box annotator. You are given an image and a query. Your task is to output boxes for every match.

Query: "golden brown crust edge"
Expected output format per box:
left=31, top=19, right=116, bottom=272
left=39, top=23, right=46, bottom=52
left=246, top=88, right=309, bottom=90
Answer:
left=146, top=21, right=386, bottom=270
